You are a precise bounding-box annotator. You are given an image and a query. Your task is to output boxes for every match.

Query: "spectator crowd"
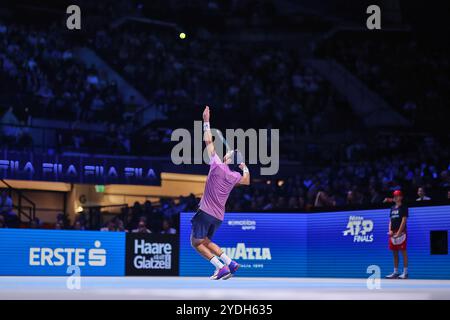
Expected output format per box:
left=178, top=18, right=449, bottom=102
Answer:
left=1, top=7, right=449, bottom=231
left=93, top=24, right=358, bottom=161
left=317, top=31, right=450, bottom=131
left=0, top=20, right=136, bottom=154
left=2, top=18, right=359, bottom=160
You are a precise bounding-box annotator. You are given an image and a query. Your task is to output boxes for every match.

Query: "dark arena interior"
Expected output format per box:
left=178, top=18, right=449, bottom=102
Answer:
left=1, top=0, right=450, bottom=307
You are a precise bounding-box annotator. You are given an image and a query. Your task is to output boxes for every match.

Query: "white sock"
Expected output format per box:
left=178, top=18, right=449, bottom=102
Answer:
left=210, top=256, right=224, bottom=269
left=403, top=268, right=408, bottom=274
left=219, top=253, right=232, bottom=265
left=394, top=268, right=399, bottom=274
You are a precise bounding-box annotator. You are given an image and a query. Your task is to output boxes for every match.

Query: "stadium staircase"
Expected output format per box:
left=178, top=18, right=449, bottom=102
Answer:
left=304, top=58, right=411, bottom=128
left=1, top=179, right=36, bottom=225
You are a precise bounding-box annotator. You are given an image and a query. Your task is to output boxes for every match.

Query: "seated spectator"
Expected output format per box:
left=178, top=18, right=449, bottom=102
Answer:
left=346, top=189, right=364, bottom=206
left=132, top=220, right=151, bottom=233
left=73, top=220, right=86, bottom=231
left=0, top=190, right=13, bottom=216
left=314, top=190, right=336, bottom=208
left=116, top=219, right=128, bottom=232
left=131, top=201, right=143, bottom=220
left=416, top=187, right=431, bottom=201
left=0, top=107, right=20, bottom=138
left=160, top=219, right=176, bottom=234
left=143, top=200, right=153, bottom=216
left=0, top=190, right=19, bottom=227
left=56, top=212, right=70, bottom=229
left=0, top=215, right=6, bottom=228
left=100, top=220, right=116, bottom=232
left=369, top=187, right=383, bottom=204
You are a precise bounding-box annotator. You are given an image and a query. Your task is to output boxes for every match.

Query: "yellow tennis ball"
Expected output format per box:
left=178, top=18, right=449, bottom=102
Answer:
left=179, top=32, right=186, bottom=39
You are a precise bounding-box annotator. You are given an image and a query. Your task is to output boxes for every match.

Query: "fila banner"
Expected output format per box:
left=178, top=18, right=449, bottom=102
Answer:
left=0, top=150, right=161, bottom=185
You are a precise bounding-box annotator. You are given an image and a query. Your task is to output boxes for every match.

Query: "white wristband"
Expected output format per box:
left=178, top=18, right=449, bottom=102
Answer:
left=203, top=122, right=210, bottom=131
left=242, top=166, right=249, bottom=174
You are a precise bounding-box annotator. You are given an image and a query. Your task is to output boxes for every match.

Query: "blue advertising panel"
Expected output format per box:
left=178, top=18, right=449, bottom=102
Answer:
left=404, top=205, right=450, bottom=279
left=307, top=206, right=450, bottom=279
left=307, top=208, right=390, bottom=278
left=0, top=229, right=125, bottom=276
left=180, top=213, right=308, bottom=277
left=180, top=205, right=450, bottom=279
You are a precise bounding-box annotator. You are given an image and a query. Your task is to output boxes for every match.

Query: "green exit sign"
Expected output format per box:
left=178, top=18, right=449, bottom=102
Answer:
left=95, top=185, right=105, bottom=193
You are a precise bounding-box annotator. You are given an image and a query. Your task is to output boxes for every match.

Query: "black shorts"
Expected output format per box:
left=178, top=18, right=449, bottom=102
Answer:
left=191, top=209, right=222, bottom=240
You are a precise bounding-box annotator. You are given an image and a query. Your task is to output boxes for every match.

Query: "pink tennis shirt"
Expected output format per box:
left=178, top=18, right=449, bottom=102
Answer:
left=199, top=153, right=242, bottom=221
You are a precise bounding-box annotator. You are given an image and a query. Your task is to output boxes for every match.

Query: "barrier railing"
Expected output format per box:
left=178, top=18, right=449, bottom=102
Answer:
left=0, top=178, right=36, bottom=223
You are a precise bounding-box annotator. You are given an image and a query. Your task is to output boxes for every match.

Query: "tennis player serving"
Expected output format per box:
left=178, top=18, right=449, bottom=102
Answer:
left=190, top=106, right=251, bottom=280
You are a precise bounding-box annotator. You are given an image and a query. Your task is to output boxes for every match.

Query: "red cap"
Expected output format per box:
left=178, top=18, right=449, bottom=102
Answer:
left=393, top=190, right=403, bottom=197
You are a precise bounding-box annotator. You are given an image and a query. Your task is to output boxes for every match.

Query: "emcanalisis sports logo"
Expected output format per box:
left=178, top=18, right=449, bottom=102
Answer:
left=221, top=243, right=271, bottom=260
left=343, top=216, right=374, bottom=242
left=29, top=241, right=106, bottom=266
left=227, top=220, right=256, bottom=230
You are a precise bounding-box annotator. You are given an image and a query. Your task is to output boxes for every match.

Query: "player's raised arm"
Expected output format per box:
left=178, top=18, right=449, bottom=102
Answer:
left=203, top=106, right=215, bottom=158
left=238, top=163, right=250, bottom=186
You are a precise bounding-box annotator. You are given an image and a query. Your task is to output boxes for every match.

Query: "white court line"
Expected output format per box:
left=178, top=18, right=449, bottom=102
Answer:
left=1, top=277, right=450, bottom=300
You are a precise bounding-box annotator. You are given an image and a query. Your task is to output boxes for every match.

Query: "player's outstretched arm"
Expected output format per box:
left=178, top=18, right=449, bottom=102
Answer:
left=203, top=106, right=215, bottom=158
left=238, top=163, right=250, bottom=186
